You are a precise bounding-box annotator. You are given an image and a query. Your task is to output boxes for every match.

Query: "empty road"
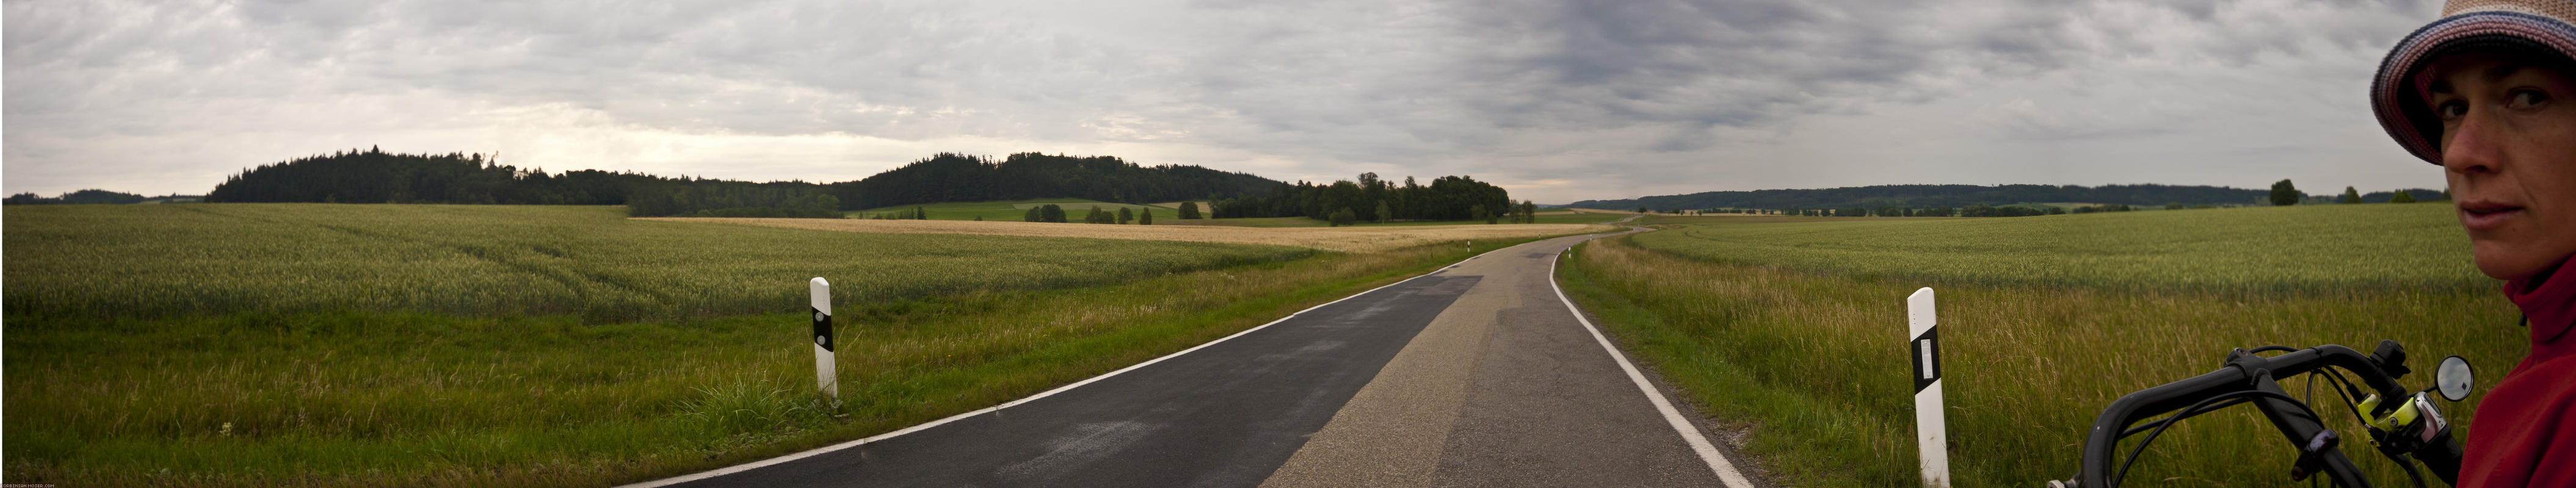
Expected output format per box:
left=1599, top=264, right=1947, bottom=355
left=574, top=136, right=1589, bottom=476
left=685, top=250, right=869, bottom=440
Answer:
left=628, top=226, right=1760, bottom=487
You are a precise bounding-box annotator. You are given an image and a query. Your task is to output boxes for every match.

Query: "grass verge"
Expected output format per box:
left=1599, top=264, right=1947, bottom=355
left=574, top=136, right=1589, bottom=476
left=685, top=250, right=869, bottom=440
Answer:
left=1556, top=233, right=2523, bottom=487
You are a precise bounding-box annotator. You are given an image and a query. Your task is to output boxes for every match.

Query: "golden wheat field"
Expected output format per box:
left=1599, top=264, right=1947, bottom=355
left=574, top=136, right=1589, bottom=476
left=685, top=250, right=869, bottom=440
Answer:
left=651, top=218, right=1618, bottom=253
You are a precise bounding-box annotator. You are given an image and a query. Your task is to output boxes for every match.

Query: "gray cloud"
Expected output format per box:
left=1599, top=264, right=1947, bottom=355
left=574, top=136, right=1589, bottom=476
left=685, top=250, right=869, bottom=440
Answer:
left=5, top=0, right=2453, bottom=203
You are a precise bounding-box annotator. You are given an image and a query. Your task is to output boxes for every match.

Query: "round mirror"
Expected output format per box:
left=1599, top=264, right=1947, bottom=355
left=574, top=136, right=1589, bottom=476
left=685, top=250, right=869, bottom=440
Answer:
left=2436, top=355, right=2475, bottom=402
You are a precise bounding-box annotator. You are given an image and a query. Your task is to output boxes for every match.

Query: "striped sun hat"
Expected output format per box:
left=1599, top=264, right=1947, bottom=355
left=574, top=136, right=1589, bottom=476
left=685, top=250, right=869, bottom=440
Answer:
left=2372, top=0, right=2576, bottom=164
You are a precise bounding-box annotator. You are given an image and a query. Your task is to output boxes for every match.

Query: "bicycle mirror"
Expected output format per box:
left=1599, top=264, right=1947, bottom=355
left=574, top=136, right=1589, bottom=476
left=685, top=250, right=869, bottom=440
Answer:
left=2436, top=356, right=2474, bottom=402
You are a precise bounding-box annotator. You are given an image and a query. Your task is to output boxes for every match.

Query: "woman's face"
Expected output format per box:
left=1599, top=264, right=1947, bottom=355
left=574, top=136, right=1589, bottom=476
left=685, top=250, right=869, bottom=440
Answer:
left=2428, top=51, right=2576, bottom=281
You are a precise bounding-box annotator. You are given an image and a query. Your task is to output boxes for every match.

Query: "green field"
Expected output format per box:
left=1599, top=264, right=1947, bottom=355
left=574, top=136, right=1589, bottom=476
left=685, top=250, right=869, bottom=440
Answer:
left=1561, top=203, right=2522, bottom=486
left=1630, top=204, right=2485, bottom=293
left=5, top=204, right=1308, bottom=321
left=1530, top=211, right=1634, bottom=225
left=849, top=198, right=1169, bottom=221
left=2, top=204, right=1522, bottom=487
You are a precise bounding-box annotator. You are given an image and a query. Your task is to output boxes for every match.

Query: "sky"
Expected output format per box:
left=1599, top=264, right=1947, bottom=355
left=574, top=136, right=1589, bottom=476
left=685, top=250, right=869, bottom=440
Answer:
left=4, top=0, right=2455, bottom=204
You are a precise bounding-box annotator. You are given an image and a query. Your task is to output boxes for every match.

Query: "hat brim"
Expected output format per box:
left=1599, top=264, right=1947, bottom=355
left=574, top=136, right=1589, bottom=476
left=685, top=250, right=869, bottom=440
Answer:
left=2373, top=9, right=2576, bottom=164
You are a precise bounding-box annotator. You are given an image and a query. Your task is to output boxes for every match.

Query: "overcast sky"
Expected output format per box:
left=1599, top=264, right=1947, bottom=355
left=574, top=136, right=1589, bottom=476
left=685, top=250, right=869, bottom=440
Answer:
left=5, top=0, right=2451, bottom=204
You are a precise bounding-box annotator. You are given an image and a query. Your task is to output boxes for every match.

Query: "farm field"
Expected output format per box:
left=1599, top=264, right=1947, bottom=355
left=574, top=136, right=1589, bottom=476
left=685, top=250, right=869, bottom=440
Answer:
left=1630, top=203, right=2486, bottom=293
left=5, top=204, right=1309, bottom=321
left=664, top=217, right=1616, bottom=253
left=1, top=203, right=1539, bottom=487
left=1558, top=203, right=2523, bottom=486
left=847, top=198, right=1148, bottom=221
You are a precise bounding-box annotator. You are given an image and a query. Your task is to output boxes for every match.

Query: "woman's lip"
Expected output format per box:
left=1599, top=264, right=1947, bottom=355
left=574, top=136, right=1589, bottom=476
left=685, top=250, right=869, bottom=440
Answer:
left=2458, top=206, right=2524, bottom=231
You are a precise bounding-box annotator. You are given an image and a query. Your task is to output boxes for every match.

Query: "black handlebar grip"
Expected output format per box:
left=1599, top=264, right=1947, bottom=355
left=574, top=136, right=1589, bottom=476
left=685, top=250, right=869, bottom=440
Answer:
left=2371, top=339, right=2412, bottom=379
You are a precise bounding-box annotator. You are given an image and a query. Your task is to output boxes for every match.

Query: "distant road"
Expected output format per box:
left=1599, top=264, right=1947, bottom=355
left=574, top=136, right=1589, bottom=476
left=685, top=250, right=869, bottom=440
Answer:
left=625, top=222, right=1759, bottom=488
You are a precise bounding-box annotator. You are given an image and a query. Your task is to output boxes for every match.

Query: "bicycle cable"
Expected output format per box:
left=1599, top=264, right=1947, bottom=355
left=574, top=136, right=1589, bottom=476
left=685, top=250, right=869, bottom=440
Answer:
left=2113, top=389, right=2334, bottom=487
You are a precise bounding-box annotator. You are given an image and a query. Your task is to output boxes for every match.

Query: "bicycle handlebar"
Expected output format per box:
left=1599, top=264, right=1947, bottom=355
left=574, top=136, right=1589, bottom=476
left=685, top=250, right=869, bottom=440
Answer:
left=2073, top=344, right=2461, bottom=487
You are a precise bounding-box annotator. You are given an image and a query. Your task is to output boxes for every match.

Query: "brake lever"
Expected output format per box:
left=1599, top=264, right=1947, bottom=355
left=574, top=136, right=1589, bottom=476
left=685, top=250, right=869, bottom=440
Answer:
left=2289, top=429, right=2341, bottom=482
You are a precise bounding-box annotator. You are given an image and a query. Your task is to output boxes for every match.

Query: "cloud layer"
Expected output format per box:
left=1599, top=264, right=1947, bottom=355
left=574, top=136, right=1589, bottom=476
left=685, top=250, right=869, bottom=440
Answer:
left=5, top=0, right=2448, bottom=203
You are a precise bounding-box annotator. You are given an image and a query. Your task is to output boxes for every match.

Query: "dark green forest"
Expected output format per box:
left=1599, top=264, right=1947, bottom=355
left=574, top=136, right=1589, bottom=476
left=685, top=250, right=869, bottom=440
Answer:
left=1569, top=184, right=2360, bottom=213
left=195, top=148, right=1515, bottom=221
left=831, top=152, right=1287, bottom=209
left=1209, top=173, right=1516, bottom=223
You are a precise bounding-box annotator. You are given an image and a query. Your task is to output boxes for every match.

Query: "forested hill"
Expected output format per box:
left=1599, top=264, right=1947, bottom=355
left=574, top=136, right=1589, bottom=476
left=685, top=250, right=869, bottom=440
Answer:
left=200, top=148, right=1304, bottom=218
left=1567, top=184, right=2280, bottom=211
left=833, top=152, right=1287, bottom=209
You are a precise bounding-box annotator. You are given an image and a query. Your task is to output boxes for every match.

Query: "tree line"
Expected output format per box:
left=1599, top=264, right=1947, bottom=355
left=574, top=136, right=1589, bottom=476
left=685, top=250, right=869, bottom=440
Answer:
left=832, top=152, right=1287, bottom=210
left=198, top=148, right=1520, bottom=224
left=4, top=189, right=160, bottom=205
left=1208, top=173, right=1521, bottom=224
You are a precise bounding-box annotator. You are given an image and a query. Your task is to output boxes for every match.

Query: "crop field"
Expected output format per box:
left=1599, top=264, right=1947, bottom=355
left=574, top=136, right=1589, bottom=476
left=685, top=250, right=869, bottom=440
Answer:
left=1630, top=204, right=2487, bottom=293
left=848, top=198, right=1163, bottom=221
left=1529, top=210, right=1635, bottom=224
left=2, top=203, right=1530, bottom=487
left=4, top=204, right=1310, bottom=321
left=664, top=217, right=1616, bottom=253
left=1558, top=203, right=2525, bottom=486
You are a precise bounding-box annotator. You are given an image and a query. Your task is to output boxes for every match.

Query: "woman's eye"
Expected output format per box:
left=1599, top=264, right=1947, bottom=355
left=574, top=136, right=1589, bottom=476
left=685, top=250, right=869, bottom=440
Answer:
left=2436, top=100, right=2469, bottom=120
left=2508, top=89, right=2550, bottom=109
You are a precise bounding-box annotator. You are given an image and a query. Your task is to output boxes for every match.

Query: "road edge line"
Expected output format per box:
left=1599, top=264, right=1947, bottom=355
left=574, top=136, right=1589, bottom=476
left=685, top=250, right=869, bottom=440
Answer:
left=1547, top=237, right=1758, bottom=488
left=615, top=242, right=1520, bottom=488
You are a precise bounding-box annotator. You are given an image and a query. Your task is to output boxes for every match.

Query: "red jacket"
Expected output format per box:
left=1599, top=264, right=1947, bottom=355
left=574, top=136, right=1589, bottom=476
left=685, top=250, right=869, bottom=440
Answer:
left=2460, top=257, right=2576, bottom=488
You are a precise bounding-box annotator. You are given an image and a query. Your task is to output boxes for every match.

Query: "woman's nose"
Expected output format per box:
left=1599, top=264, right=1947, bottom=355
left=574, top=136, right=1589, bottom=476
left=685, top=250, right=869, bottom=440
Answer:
left=2442, top=108, right=2505, bottom=175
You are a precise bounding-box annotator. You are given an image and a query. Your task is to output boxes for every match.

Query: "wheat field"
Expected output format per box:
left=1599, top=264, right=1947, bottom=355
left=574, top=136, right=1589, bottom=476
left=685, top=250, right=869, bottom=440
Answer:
left=656, top=217, right=1616, bottom=253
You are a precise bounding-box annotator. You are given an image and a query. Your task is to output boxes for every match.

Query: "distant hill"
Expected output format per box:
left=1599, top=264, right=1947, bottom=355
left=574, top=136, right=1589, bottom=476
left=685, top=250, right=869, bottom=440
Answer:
left=197, top=147, right=1301, bottom=218
left=1569, top=184, right=2353, bottom=212
left=828, top=152, right=1287, bottom=210
left=4, top=189, right=182, bottom=205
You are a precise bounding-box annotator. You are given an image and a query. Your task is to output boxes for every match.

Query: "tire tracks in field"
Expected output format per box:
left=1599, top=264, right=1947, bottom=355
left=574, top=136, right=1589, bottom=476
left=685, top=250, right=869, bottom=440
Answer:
left=298, top=220, right=677, bottom=305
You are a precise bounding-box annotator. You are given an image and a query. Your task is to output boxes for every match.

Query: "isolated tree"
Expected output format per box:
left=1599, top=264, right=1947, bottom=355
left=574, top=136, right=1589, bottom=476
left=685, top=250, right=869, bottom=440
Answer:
left=915, top=205, right=929, bottom=220
left=1636, top=206, right=1649, bottom=214
left=2339, top=187, right=2362, bottom=204
left=1118, top=207, right=1134, bottom=224
left=2391, top=191, right=2418, bottom=204
left=1139, top=207, right=1155, bottom=224
left=1025, top=206, right=1043, bottom=222
left=1329, top=207, right=1357, bottom=227
left=1041, top=204, right=1068, bottom=223
left=1177, top=201, right=1202, bottom=219
left=2269, top=179, right=2301, bottom=206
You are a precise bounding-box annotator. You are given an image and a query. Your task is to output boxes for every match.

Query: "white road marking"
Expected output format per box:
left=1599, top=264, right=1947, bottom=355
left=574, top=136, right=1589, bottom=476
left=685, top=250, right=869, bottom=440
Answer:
left=614, top=245, right=1522, bottom=488
left=1547, top=238, right=1759, bottom=488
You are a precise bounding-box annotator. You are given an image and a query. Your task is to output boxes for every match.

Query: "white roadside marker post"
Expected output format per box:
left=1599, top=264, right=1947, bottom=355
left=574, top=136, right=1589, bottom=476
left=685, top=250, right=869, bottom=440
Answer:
left=1908, top=287, right=1949, bottom=487
left=811, top=277, right=839, bottom=408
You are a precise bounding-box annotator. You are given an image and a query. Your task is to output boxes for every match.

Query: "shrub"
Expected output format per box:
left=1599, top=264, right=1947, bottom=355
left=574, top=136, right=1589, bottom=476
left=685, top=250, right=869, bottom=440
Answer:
left=1139, top=207, right=1154, bottom=224
left=1328, top=208, right=1357, bottom=227
left=2391, top=191, right=2417, bottom=204
left=2339, top=187, right=2362, bottom=204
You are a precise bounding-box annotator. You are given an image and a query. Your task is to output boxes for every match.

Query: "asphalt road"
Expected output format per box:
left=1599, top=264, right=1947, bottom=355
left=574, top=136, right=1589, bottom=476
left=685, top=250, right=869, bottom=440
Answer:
left=629, top=223, right=1760, bottom=488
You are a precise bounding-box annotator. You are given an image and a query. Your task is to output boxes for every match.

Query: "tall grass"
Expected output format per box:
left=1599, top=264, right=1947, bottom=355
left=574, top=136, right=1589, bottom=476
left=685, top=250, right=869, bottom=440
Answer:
left=1560, top=206, right=2526, bottom=486
left=1629, top=204, right=2485, bottom=293
left=5, top=229, right=1517, bottom=487
left=3, top=204, right=1310, bottom=321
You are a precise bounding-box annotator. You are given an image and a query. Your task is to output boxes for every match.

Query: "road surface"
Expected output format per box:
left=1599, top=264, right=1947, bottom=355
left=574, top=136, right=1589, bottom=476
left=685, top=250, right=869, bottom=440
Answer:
left=628, top=224, right=1761, bottom=487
